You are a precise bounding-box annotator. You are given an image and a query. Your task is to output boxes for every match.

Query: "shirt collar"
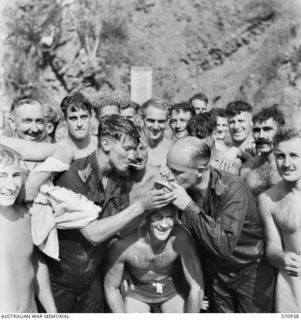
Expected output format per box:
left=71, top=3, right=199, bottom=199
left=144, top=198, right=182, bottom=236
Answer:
left=209, top=166, right=228, bottom=196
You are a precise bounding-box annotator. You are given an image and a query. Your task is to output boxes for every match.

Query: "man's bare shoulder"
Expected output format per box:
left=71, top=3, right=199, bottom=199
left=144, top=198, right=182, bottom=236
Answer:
left=241, top=155, right=262, bottom=171
left=110, top=231, right=142, bottom=258
left=259, top=180, right=286, bottom=203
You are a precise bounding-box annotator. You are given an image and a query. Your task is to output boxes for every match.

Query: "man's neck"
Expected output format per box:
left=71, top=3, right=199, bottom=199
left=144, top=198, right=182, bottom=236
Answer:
left=144, top=228, right=169, bottom=254
left=147, top=135, right=164, bottom=149
left=233, top=134, right=252, bottom=150
left=285, top=179, right=301, bottom=193
left=261, top=150, right=275, bottom=163
left=95, top=148, right=111, bottom=177
left=68, top=134, right=91, bottom=150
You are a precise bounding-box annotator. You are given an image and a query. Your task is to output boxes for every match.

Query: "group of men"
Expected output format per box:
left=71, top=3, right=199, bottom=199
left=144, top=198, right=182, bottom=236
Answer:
left=0, top=91, right=300, bottom=313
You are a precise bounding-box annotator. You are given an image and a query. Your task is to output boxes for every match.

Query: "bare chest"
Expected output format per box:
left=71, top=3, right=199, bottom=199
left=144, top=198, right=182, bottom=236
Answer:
left=244, top=162, right=281, bottom=195
left=273, top=197, right=301, bottom=233
left=0, top=214, right=33, bottom=264
left=127, top=242, right=178, bottom=272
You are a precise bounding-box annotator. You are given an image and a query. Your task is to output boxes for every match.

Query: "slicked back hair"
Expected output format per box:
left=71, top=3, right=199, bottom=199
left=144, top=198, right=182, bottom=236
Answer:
left=10, top=96, right=42, bottom=113
left=97, top=114, right=140, bottom=148
left=187, top=111, right=217, bottom=139
left=253, top=105, right=285, bottom=127
left=168, top=102, right=196, bottom=117
left=60, top=92, right=93, bottom=117
left=141, top=98, right=169, bottom=119
left=225, top=100, right=253, bottom=117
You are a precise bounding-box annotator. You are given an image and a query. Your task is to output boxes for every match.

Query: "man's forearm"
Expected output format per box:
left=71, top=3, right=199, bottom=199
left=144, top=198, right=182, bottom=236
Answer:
left=105, top=288, right=126, bottom=313
left=182, top=201, right=241, bottom=257
left=186, top=287, right=202, bottom=313
left=81, top=201, right=145, bottom=245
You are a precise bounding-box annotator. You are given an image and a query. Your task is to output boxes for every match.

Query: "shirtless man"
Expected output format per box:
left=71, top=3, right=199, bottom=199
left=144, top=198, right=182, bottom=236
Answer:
left=169, top=102, right=195, bottom=140
left=225, top=100, right=256, bottom=159
left=240, top=106, right=285, bottom=196
left=104, top=204, right=204, bottom=313
left=141, top=98, right=173, bottom=167
left=258, top=128, right=301, bottom=313
left=0, top=146, right=56, bottom=313
left=59, top=92, right=97, bottom=159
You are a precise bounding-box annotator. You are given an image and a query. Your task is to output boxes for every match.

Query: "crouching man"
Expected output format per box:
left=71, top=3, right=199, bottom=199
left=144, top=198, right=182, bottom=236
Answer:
left=0, top=146, right=56, bottom=313
left=104, top=204, right=204, bottom=313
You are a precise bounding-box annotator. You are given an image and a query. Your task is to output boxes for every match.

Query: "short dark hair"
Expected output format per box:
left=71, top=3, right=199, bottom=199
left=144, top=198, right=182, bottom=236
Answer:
left=225, top=100, right=253, bottom=117
left=186, top=112, right=217, bottom=139
left=168, top=102, right=196, bottom=118
left=189, top=92, right=208, bottom=105
left=97, top=114, right=140, bottom=147
left=10, top=96, right=42, bottom=113
left=120, top=101, right=140, bottom=114
left=211, top=108, right=227, bottom=118
left=60, top=92, right=93, bottom=117
left=252, top=105, right=285, bottom=127
left=274, top=128, right=301, bottom=147
left=141, top=97, right=169, bottom=118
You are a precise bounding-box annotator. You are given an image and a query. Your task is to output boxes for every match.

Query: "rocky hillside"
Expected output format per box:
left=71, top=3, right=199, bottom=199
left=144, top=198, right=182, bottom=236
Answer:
left=3, top=0, right=301, bottom=126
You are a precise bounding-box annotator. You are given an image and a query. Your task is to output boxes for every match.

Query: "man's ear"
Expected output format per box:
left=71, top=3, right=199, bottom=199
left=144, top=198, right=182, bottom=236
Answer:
left=196, top=165, right=206, bottom=178
left=100, top=136, right=112, bottom=152
left=7, top=114, right=16, bottom=131
left=46, top=123, right=54, bottom=135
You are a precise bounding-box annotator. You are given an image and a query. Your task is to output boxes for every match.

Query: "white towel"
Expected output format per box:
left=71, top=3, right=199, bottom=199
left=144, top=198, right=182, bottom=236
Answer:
left=30, top=184, right=100, bottom=260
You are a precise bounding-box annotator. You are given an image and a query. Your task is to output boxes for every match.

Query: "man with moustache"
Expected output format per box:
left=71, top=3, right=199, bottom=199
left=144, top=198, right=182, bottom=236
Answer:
left=166, top=136, right=274, bottom=313
left=141, top=98, right=173, bottom=167
left=240, top=106, right=285, bottom=196
left=169, top=102, right=196, bottom=140
left=258, top=129, right=301, bottom=312
left=8, top=97, right=46, bottom=143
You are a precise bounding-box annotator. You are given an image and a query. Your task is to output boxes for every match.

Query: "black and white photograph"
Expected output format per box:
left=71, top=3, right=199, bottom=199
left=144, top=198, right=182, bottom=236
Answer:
left=0, top=0, right=300, bottom=317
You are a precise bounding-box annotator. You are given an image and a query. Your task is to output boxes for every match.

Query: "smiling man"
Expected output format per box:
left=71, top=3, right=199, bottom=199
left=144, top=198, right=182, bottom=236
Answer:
left=169, top=102, right=195, bottom=140
left=59, top=92, right=97, bottom=159
left=258, top=128, right=301, bottom=313
left=141, top=98, right=173, bottom=167
left=240, top=106, right=285, bottom=196
left=9, top=97, right=46, bottom=142
left=0, top=146, right=56, bottom=313
left=226, top=100, right=256, bottom=158
left=166, top=136, right=274, bottom=313
left=104, top=204, right=204, bottom=313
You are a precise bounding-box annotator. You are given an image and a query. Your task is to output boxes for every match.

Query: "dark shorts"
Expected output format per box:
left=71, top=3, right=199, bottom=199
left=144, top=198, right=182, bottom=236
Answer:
left=123, top=274, right=188, bottom=305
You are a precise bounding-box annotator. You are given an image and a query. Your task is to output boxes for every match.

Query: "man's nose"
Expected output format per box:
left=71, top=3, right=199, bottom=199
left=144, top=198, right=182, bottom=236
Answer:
left=5, top=175, right=18, bottom=191
left=128, top=149, right=135, bottom=162
left=283, top=156, right=291, bottom=167
left=30, top=122, right=38, bottom=132
left=259, top=129, right=265, bottom=138
left=175, top=120, right=181, bottom=128
left=153, top=121, right=159, bottom=129
left=160, top=218, right=168, bottom=228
